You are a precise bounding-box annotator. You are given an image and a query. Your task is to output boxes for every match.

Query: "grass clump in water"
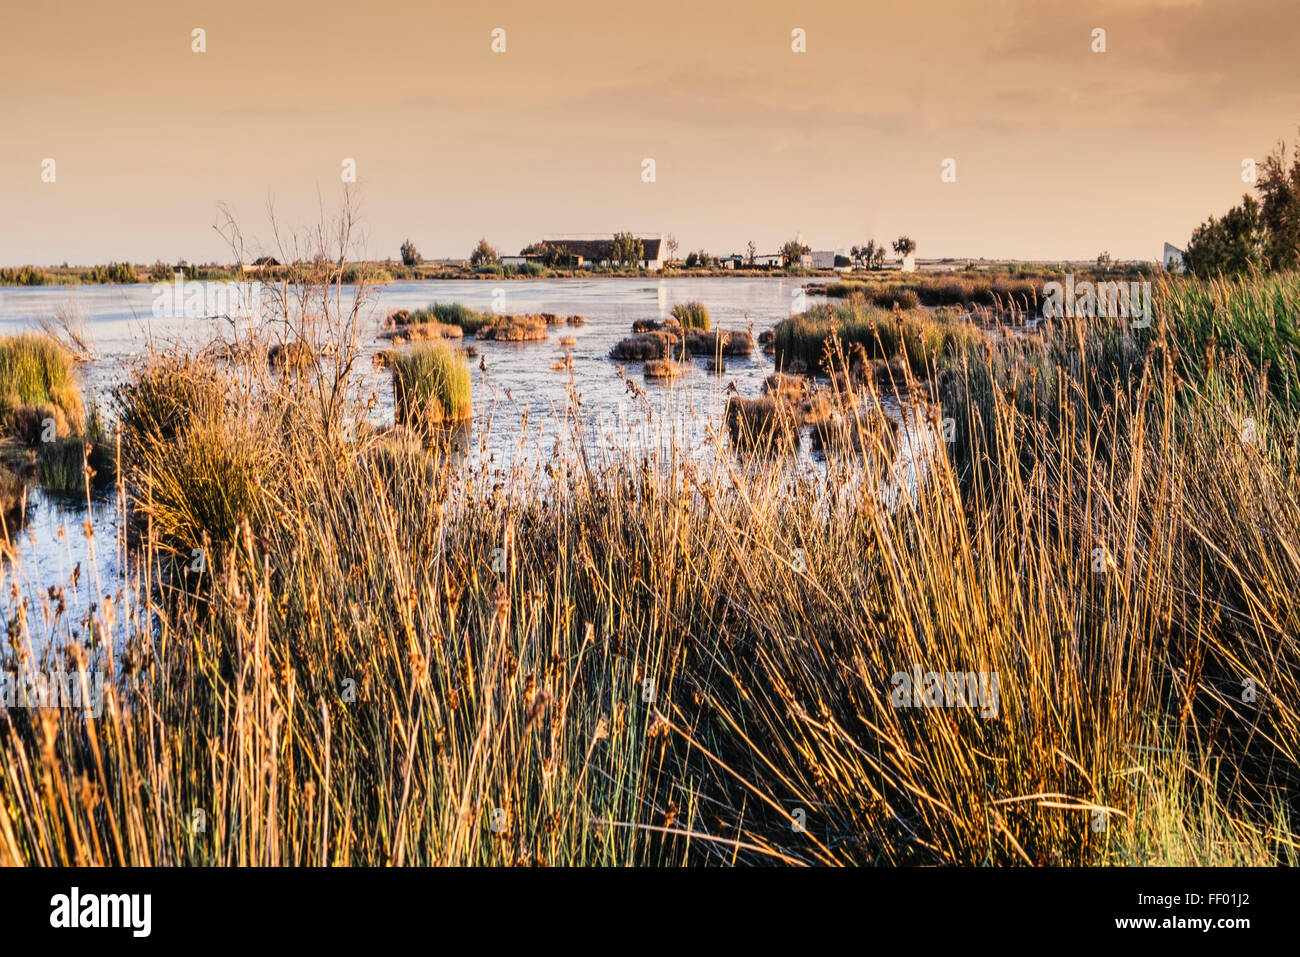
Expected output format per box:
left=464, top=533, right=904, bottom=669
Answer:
left=405, top=302, right=494, bottom=335
left=392, top=340, right=473, bottom=428
left=113, top=352, right=275, bottom=555
left=0, top=333, right=85, bottom=441
left=36, top=406, right=116, bottom=496
left=772, top=302, right=979, bottom=377
left=475, top=314, right=548, bottom=342
left=643, top=358, right=683, bottom=380
left=671, top=301, right=710, bottom=331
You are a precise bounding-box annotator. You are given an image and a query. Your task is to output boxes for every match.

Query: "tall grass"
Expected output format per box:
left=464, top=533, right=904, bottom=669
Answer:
left=1, top=276, right=1298, bottom=867
left=773, top=301, right=981, bottom=375
left=1152, top=271, right=1300, bottom=417
left=822, top=274, right=1043, bottom=312
left=0, top=333, right=84, bottom=437
left=36, top=407, right=115, bottom=496
left=112, top=351, right=278, bottom=555
left=392, top=340, right=473, bottom=427
left=671, top=301, right=710, bottom=331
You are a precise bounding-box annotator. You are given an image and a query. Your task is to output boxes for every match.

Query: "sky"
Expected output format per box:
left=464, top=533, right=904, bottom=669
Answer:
left=1, top=0, right=1297, bottom=266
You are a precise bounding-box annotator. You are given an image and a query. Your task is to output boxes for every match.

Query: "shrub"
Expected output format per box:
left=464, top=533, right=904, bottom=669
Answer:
left=340, top=264, right=394, bottom=284
left=469, top=238, right=500, bottom=267
left=148, top=260, right=177, bottom=283
left=610, top=232, right=644, bottom=267
left=0, top=265, right=48, bottom=286
left=400, top=239, right=423, bottom=267
left=87, top=262, right=138, bottom=284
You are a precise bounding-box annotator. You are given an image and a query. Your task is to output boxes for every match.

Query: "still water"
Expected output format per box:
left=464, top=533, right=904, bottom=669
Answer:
left=0, top=276, right=798, bottom=445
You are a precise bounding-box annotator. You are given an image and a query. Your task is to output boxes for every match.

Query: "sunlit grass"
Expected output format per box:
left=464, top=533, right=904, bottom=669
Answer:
left=392, top=340, right=473, bottom=427
left=1, top=276, right=1298, bottom=868
left=670, top=301, right=710, bottom=331
left=0, top=333, right=84, bottom=440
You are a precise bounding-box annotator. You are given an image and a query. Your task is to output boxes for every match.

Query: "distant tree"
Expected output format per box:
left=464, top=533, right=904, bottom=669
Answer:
left=666, top=234, right=679, bottom=264
left=1181, top=127, right=1300, bottom=276
left=1096, top=250, right=1112, bottom=268
left=780, top=237, right=810, bottom=267
left=470, top=238, right=499, bottom=266
left=520, top=240, right=569, bottom=267
left=544, top=242, right=570, bottom=268
left=855, top=240, right=883, bottom=268
left=746, top=240, right=757, bottom=265
left=610, top=232, right=644, bottom=267
left=892, top=236, right=917, bottom=258
left=400, top=239, right=422, bottom=267
left=1183, top=194, right=1264, bottom=278
left=1257, top=136, right=1300, bottom=271
left=685, top=251, right=699, bottom=268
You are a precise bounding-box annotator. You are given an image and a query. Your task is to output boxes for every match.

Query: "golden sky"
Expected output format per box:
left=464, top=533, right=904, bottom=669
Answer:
left=2, top=0, right=1297, bottom=265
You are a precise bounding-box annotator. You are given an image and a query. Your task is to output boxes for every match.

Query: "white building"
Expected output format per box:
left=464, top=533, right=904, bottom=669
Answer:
left=1162, top=242, right=1184, bottom=272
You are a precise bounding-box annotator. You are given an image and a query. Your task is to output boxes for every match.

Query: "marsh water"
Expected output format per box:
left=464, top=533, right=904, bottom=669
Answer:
left=0, top=277, right=926, bottom=642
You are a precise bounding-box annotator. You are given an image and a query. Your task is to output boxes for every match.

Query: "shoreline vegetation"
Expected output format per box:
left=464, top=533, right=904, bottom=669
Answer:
left=0, top=251, right=1297, bottom=865
left=0, top=259, right=1158, bottom=287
